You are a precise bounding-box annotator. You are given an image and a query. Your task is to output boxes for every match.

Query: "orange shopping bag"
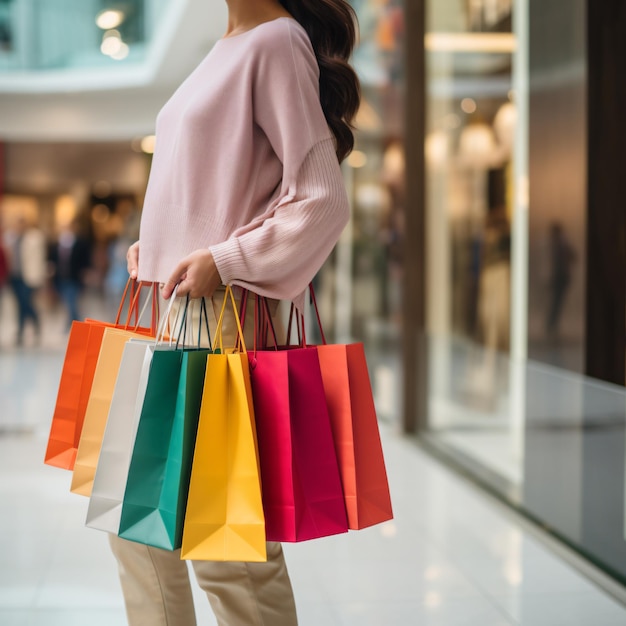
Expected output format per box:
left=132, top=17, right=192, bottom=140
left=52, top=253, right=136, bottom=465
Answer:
left=44, top=281, right=158, bottom=470
left=307, top=288, right=393, bottom=530
left=316, top=342, right=393, bottom=529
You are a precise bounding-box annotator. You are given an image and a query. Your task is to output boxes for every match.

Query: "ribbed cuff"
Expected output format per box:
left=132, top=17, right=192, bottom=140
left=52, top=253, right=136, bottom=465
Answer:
left=209, top=238, right=246, bottom=286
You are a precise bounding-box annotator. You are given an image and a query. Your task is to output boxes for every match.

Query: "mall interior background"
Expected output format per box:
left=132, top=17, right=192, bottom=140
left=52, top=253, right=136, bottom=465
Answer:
left=0, top=0, right=625, bottom=594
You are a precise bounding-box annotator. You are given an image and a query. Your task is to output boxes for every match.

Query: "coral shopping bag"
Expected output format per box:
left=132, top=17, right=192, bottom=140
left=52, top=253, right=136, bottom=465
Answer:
left=118, top=298, right=212, bottom=551
left=247, top=297, right=349, bottom=543
left=181, top=286, right=266, bottom=562
left=307, top=288, right=393, bottom=530
left=44, top=281, right=158, bottom=470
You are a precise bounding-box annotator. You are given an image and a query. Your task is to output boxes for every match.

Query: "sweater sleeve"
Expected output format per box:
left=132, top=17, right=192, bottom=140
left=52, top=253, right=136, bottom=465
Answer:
left=209, top=137, right=349, bottom=306
left=251, top=19, right=334, bottom=193
left=208, top=20, right=349, bottom=306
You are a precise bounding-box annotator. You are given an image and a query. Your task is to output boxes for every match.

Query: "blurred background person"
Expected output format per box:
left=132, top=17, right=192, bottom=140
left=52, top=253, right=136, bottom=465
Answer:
left=48, top=217, right=91, bottom=329
left=4, top=216, right=47, bottom=346
left=0, top=228, right=7, bottom=344
left=104, top=206, right=141, bottom=320
left=546, top=221, right=576, bottom=340
left=478, top=206, right=511, bottom=353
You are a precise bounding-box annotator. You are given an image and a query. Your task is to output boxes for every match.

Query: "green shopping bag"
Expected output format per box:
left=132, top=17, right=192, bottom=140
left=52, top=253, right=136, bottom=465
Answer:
left=117, top=348, right=210, bottom=550
left=118, top=298, right=211, bottom=550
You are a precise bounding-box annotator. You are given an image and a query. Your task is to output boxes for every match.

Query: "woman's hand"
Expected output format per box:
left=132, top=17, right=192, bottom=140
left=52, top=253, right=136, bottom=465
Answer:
left=127, top=241, right=140, bottom=279
left=162, top=249, right=221, bottom=300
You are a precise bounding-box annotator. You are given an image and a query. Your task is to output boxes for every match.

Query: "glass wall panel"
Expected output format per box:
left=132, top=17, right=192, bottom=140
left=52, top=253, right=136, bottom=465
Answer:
left=523, top=363, right=626, bottom=583
left=526, top=0, right=586, bottom=373
left=423, top=0, right=522, bottom=489
left=421, top=0, right=626, bottom=586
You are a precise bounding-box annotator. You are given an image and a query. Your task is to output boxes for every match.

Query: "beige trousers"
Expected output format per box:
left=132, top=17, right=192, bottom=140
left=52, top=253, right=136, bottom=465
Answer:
left=109, top=288, right=297, bottom=626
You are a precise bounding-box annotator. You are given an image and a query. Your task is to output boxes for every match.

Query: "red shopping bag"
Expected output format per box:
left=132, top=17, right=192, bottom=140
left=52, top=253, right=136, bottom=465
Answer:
left=44, top=281, right=158, bottom=470
left=247, top=296, right=348, bottom=542
left=308, top=289, right=393, bottom=530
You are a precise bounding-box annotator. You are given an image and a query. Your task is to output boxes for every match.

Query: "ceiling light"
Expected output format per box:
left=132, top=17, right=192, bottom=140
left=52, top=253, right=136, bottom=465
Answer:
left=425, top=130, right=450, bottom=168
left=425, top=32, right=516, bottom=54
left=96, top=9, right=125, bottom=30
left=110, top=42, right=129, bottom=61
left=101, top=39, right=121, bottom=56
left=461, top=98, right=477, bottom=114
left=346, top=150, right=367, bottom=169
left=141, top=135, right=156, bottom=154
left=459, top=122, right=497, bottom=168
left=100, top=30, right=122, bottom=56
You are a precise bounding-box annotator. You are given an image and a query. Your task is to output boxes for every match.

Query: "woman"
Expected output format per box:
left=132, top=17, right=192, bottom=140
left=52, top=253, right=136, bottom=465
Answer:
left=119, top=0, right=360, bottom=624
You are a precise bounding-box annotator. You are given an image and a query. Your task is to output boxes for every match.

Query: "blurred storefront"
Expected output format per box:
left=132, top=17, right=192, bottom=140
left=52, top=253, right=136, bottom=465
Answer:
left=418, top=0, right=527, bottom=504
left=398, top=0, right=626, bottom=589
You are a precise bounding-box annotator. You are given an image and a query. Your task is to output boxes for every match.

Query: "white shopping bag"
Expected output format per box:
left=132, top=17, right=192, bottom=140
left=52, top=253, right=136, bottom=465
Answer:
left=86, top=338, right=159, bottom=533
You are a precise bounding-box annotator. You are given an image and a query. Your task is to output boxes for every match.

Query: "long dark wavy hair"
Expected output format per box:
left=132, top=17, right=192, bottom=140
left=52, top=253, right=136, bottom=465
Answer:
left=279, top=0, right=361, bottom=162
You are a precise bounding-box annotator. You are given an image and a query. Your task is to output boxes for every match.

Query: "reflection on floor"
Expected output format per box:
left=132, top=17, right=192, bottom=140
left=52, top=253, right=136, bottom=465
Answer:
left=427, top=334, right=525, bottom=490
left=1, top=297, right=626, bottom=625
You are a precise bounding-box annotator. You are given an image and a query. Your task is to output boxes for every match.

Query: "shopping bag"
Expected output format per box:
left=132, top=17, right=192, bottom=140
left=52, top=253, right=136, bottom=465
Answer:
left=316, top=343, right=393, bottom=529
left=250, top=347, right=349, bottom=542
left=44, top=281, right=158, bottom=470
left=118, top=341, right=210, bottom=550
left=181, top=286, right=266, bottom=562
left=305, top=288, right=393, bottom=529
left=44, top=321, right=107, bottom=469
left=85, top=338, right=156, bottom=533
left=70, top=326, right=155, bottom=497
left=245, top=296, right=348, bottom=543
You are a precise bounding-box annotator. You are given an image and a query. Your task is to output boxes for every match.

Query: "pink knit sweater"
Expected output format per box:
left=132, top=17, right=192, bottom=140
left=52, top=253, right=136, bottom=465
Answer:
left=137, top=17, right=350, bottom=307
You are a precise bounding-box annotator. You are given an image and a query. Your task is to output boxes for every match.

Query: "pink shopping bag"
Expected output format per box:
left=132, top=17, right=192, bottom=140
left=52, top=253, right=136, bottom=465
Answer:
left=248, top=299, right=348, bottom=542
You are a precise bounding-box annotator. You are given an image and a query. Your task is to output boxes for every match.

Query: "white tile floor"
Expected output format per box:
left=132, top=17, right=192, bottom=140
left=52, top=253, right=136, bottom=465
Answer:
left=1, top=298, right=626, bottom=625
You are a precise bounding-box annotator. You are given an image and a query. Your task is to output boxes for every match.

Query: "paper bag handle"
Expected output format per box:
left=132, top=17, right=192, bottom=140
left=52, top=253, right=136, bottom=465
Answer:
left=215, top=285, right=246, bottom=354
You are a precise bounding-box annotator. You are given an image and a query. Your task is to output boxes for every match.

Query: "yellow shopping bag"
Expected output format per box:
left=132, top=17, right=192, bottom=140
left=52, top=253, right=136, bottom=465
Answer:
left=71, top=326, right=152, bottom=496
left=181, top=287, right=266, bottom=562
